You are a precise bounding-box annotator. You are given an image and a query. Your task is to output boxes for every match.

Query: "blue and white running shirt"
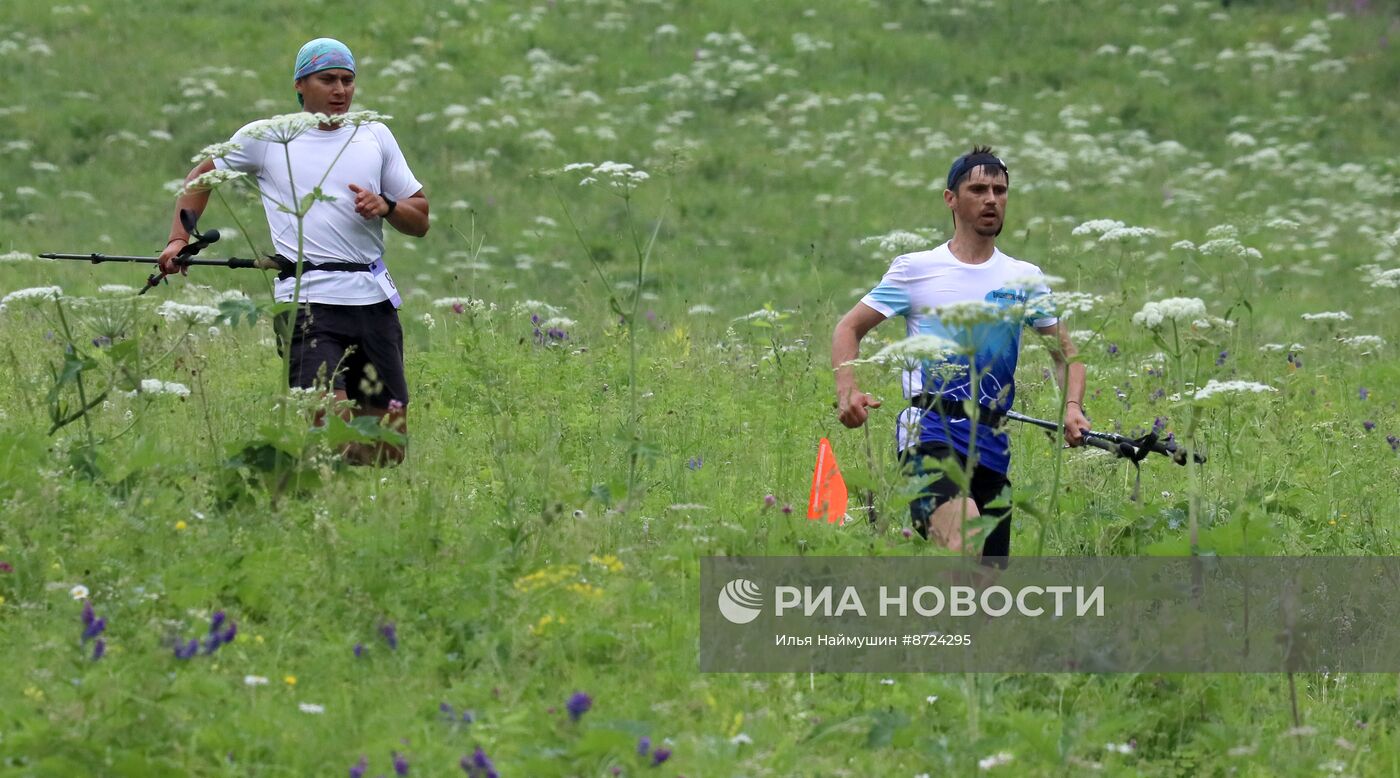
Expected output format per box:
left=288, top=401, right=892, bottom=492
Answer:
left=859, top=242, right=1058, bottom=474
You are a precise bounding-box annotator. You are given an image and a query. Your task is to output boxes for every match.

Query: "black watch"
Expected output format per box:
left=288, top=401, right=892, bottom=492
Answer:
left=380, top=193, right=397, bottom=218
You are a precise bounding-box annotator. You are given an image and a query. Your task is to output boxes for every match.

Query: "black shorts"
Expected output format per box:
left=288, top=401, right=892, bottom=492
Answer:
left=899, top=442, right=1013, bottom=560
left=274, top=301, right=409, bottom=408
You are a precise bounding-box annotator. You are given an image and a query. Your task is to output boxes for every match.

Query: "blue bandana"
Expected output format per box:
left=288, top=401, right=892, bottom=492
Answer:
left=294, top=38, right=355, bottom=80
left=294, top=38, right=355, bottom=105
left=946, top=151, right=1009, bottom=192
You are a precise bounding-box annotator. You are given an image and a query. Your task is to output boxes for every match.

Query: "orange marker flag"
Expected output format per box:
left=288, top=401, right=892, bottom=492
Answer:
left=807, top=437, right=849, bottom=525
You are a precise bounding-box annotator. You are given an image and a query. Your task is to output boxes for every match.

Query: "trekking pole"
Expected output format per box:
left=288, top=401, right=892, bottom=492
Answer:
left=862, top=422, right=879, bottom=530
left=41, top=209, right=290, bottom=286
left=1004, top=410, right=1206, bottom=466
left=138, top=209, right=221, bottom=294
left=40, top=252, right=286, bottom=271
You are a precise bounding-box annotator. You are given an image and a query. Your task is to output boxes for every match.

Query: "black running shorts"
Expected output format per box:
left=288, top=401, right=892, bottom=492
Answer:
left=899, top=441, right=1013, bottom=560
left=274, top=301, right=409, bottom=408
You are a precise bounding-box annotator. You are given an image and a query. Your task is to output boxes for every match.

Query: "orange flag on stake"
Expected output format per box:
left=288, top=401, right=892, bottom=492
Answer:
left=807, top=437, right=849, bottom=525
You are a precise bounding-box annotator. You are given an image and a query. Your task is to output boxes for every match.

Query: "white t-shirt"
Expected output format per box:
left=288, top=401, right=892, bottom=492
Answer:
left=214, top=121, right=423, bottom=305
left=860, top=242, right=1058, bottom=472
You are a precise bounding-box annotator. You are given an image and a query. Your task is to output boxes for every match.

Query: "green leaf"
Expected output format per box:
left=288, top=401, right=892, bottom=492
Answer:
left=218, top=298, right=261, bottom=328
left=864, top=708, right=910, bottom=749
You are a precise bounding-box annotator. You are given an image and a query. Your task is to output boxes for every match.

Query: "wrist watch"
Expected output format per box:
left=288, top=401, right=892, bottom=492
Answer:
left=380, top=193, right=397, bottom=218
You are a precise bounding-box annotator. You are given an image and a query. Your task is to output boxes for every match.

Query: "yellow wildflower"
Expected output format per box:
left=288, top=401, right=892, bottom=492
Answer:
left=284, top=675, right=297, bottom=686
left=566, top=582, right=603, bottom=598
left=529, top=613, right=567, bottom=635
left=175, top=520, right=188, bottom=531
left=514, top=564, right=580, bottom=593
left=589, top=554, right=625, bottom=573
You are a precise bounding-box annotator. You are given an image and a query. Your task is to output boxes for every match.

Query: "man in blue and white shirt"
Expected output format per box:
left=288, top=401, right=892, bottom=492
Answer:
left=831, top=147, right=1089, bottom=559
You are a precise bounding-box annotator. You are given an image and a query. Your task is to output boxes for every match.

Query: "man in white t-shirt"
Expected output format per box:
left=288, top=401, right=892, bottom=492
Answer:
left=831, top=146, right=1089, bottom=560
left=158, top=38, right=429, bottom=465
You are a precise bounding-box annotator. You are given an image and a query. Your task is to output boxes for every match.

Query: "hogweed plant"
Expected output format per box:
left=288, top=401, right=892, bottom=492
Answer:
left=1, top=285, right=206, bottom=476
left=1183, top=379, right=1278, bottom=556
left=545, top=160, right=670, bottom=507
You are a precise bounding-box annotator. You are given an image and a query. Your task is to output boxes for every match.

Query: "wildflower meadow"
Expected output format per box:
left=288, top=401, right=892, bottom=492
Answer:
left=1, top=0, right=1398, bottom=775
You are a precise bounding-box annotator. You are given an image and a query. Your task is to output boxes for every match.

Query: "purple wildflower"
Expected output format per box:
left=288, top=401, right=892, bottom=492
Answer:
left=393, top=751, right=409, bottom=776
left=763, top=494, right=776, bottom=508
left=79, top=602, right=106, bottom=644
left=210, top=611, right=226, bottom=635
left=531, top=314, right=541, bottom=325
left=1388, top=435, right=1399, bottom=453
left=1364, top=420, right=1376, bottom=432
left=174, top=638, right=199, bottom=660
left=82, top=616, right=106, bottom=644
left=651, top=747, right=672, bottom=767
left=350, top=756, right=368, bottom=778
left=566, top=691, right=593, bottom=722
left=1215, top=350, right=1228, bottom=366
left=1152, top=416, right=1167, bottom=434
left=637, top=736, right=651, bottom=756
left=380, top=623, right=398, bottom=651
left=1107, top=343, right=1119, bottom=356
left=354, top=643, right=365, bottom=658
left=452, top=302, right=465, bottom=314
left=1151, top=388, right=1165, bottom=401
left=781, top=503, right=792, bottom=515
left=901, top=527, right=913, bottom=539
left=686, top=456, right=703, bottom=470
left=204, top=622, right=235, bottom=655
left=0, top=561, right=11, bottom=573
left=1359, top=387, right=1369, bottom=401
left=92, top=639, right=106, bottom=661
left=92, top=336, right=112, bottom=348
left=460, top=747, right=498, bottom=778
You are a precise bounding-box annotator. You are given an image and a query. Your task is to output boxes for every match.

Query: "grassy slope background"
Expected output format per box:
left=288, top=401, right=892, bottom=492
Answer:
left=2, top=0, right=1399, bottom=775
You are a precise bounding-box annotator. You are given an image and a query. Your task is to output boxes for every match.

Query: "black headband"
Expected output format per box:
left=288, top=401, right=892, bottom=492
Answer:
left=946, top=153, right=1009, bottom=191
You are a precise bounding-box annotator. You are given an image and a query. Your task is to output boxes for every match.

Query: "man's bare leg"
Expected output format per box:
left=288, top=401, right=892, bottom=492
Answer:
left=927, top=496, right=982, bottom=553
left=326, top=389, right=408, bottom=466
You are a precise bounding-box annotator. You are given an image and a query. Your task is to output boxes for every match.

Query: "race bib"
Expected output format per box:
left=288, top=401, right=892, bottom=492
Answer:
left=369, top=259, right=402, bottom=309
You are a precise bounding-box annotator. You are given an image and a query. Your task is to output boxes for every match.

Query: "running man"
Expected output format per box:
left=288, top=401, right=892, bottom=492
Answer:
left=831, top=146, right=1088, bottom=559
left=158, top=38, right=429, bottom=465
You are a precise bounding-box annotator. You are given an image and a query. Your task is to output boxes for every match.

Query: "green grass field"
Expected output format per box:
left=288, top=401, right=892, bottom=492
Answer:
left=2, top=0, right=1400, bottom=774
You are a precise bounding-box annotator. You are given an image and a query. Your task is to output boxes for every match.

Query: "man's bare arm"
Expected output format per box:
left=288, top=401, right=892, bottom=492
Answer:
left=387, top=189, right=429, bottom=237
left=832, top=302, right=887, bottom=428
left=157, top=159, right=217, bottom=274
left=1035, top=321, right=1089, bottom=445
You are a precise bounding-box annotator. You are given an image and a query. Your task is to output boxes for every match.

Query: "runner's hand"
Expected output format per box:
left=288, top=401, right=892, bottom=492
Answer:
left=348, top=183, right=388, bottom=220
left=1062, top=403, right=1089, bottom=446
left=837, top=388, right=880, bottom=429
left=158, top=238, right=188, bottom=276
